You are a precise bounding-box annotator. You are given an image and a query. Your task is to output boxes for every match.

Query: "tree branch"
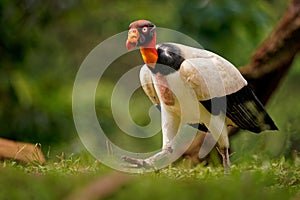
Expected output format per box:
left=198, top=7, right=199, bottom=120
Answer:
left=239, top=0, right=300, bottom=104
left=0, top=138, right=45, bottom=164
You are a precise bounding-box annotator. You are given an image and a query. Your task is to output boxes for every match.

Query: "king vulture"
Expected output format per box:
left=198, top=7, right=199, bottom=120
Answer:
left=123, top=20, right=278, bottom=173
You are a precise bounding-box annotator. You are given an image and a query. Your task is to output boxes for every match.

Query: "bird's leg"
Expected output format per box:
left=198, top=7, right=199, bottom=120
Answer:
left=123, top=108, right=180, bottom=169
left=217, top=127, right=231, bottom=174
left=203, top=112, right=231, bottom=174
left=218, top=146, right=231, bottom=174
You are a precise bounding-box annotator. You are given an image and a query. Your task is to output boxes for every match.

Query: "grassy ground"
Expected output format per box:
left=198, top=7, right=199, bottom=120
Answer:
left=0, top=151, right=299, bottom=200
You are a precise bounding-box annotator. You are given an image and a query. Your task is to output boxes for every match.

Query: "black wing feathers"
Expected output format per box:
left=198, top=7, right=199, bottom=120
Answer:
left=200, top=86, right=278, bottom=133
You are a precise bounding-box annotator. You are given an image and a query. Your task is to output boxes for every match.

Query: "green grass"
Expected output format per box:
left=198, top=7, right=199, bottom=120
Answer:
left=0, top=152, right=299, bottom=200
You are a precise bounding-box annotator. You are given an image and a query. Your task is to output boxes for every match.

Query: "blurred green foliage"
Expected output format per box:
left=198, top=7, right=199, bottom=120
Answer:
left=0, top=0, right=299, bottom=161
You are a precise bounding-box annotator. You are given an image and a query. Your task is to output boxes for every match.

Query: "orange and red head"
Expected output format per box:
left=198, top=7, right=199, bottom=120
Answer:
left=126, top=20, right=156, bottom=50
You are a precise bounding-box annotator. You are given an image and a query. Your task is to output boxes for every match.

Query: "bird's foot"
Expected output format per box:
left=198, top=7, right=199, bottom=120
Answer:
left=122, top=148, right=172, bottom=170
left=122, top=156, right=154, bottom=169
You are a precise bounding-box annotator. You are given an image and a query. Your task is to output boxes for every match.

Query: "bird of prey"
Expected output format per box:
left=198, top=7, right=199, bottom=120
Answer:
left=123, top=20, right=278, bottom=173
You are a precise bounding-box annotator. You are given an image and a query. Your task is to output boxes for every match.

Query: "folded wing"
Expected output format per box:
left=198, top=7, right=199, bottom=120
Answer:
left=179, top=49, right=278, bottom=132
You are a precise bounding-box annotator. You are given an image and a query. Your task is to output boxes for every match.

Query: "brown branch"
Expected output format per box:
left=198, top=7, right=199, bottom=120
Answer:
left=228, top=0, right=300, bottom=136
left=239, top=0, right=300, bottom=104
left=0, top=138, right=45, bottom=164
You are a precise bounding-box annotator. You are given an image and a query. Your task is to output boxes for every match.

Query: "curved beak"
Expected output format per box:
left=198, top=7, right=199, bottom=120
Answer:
left=126, top=28, right=139, bottom=50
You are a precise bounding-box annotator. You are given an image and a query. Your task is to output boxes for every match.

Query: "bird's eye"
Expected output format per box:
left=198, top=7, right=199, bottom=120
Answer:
left=142, top=27, right=148, bottom=33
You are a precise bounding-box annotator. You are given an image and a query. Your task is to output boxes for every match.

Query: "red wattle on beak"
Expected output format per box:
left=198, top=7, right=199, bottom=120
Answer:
left=126, top=28, right=139, bottom=50
left=126, top=40, right=137, bottom=50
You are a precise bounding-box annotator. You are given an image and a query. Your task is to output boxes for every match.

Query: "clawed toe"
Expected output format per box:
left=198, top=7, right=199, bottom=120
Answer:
left=122, top=156, right=152, bottom=169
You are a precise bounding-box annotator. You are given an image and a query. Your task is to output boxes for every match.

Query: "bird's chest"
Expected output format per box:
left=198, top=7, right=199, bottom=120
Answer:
left=153, top=72, right=200, bottom=123
left=154, top=74, right=175, bottom=106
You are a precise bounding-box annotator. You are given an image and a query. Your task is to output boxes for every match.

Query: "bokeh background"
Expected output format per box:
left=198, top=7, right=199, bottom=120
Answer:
left=1, top=0, right=299, bottom=162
